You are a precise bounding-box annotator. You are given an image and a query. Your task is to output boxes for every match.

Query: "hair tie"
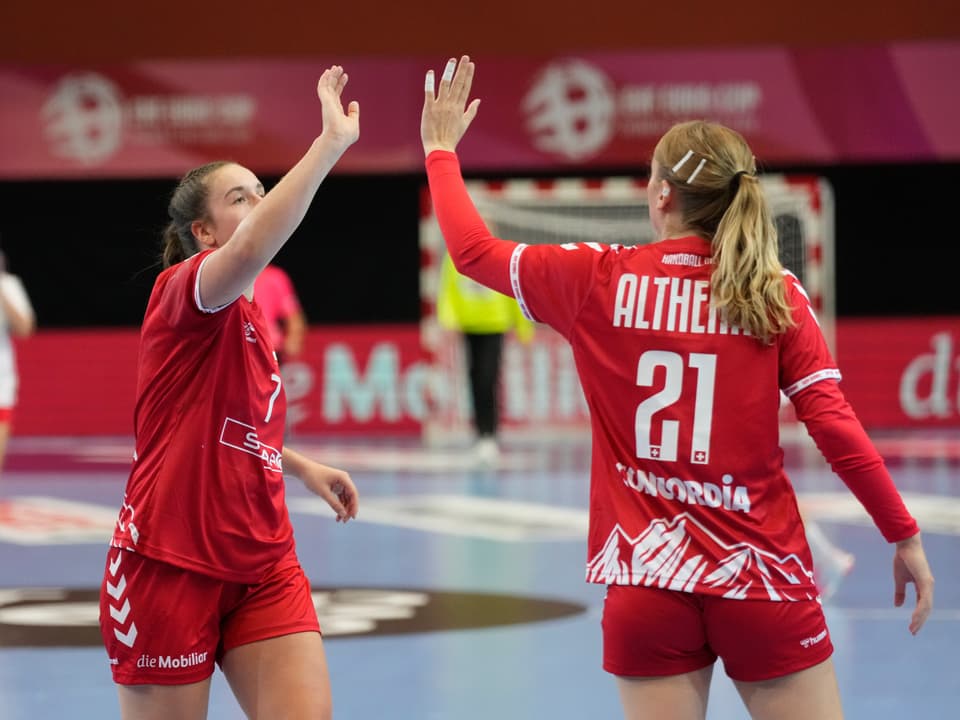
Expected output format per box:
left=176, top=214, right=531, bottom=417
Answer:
left=731, top=169, right=754, bottom=190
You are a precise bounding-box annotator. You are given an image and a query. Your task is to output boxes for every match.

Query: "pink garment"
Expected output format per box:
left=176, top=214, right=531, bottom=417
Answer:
left=254, top=265, right=302, bottom=351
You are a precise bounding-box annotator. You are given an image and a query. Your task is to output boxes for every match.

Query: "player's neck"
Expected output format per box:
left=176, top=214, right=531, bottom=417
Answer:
left=657, top=216, right=705, bottom=244
left=658, top=230, right=709, bottom=244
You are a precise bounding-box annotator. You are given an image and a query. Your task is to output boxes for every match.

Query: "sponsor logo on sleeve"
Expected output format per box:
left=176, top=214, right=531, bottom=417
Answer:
left=219, top=417, right=282, bottom=473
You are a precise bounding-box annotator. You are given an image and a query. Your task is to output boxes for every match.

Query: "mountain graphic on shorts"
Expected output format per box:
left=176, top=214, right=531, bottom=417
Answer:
left=586, top=514, right=816, bottom=601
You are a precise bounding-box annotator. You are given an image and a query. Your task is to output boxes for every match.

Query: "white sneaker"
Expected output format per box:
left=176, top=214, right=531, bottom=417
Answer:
left=473, top=437, right=500, bottom=467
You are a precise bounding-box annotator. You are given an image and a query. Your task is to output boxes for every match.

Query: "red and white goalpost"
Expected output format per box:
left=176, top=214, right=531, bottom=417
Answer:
left=419, top=175, right=834, bottom=445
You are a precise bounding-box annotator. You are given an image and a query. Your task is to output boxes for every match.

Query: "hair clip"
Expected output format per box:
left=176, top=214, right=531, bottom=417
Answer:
left=672, top=150, right=694, bottom=173
left=686, top=159, right=707, bottom=184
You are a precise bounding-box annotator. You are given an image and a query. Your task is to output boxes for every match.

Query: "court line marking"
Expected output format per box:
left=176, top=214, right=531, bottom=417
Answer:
left=289, top=494, right=589, bottom=541
left=0, top=492, right=958, bottom=545
left=289, top=493, right=960, bottom=541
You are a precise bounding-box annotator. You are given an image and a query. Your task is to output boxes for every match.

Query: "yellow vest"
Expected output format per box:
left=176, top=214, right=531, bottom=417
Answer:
left=437, top=254, right=534, bottom=341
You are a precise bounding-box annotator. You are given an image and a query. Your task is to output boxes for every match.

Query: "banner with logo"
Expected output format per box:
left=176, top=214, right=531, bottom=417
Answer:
left=11, top=317, right=959, bottom=435
left=13, top=326, right=428, bottom=436
left=834, top=317, right=960, bottom=429
left=1, top=43, right=958, bottom=178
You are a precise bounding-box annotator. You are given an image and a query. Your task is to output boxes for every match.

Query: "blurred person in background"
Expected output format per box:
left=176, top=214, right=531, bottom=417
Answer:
left=437, top=251, right=534, bottom=465
left=421, top=56, right=934, bottom=720
left=254, top=263, right=307, bottom=367
left=805, top=516, right=856, bottom=600
left=0, top=247, right=36, bottom=475
left=99, top=66, right=359, bottom=720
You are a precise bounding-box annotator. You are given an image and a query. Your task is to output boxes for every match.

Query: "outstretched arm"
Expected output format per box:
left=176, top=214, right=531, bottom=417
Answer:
left=422, top=56, right=516, bottom=295
left=200, top=66, right=360, bottom=309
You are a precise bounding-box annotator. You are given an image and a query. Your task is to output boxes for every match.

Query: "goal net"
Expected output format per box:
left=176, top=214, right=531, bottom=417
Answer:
left=420, top=175, right=834, bottom=445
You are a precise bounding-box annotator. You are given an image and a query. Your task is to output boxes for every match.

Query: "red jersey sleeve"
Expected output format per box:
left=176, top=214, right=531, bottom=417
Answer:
left=426, top=151, right=518, bottom=297
left=426, top=150, right=605, bottom=338
left=778, top=271, right=840, bottom=397
left=792, top=381, right=919, bottom=542
left=513, top=242, right=605, bottom=338
left=780, top=273, right=918, bottom=542
left=156, top=250, right=233, bottom=333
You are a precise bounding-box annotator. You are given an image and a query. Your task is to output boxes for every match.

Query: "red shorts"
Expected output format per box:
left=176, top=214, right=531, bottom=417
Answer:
left=602, top=584, right=833, bottom=682
left=99, top=548, right=320, bottom=686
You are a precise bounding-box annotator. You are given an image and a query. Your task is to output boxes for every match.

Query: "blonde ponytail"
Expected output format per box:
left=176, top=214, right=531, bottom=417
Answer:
left=711, top=175, right=793, bottom=342
left=652, top=121, right=794, bottom=342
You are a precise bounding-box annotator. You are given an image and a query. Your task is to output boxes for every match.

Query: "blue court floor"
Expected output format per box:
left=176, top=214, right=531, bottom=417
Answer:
left=0, top=432, right=957, bottom=719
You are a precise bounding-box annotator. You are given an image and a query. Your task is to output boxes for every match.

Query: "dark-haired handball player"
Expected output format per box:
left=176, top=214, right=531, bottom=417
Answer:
left=99, top=66, right=360, bottom=720
left=421, top=55, right=934, bottom=720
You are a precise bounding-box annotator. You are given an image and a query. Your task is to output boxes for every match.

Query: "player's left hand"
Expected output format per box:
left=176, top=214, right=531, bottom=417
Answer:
left=421, top=55, right=481, bottom=156
left=317, top=65, right=360, bottom=153
left=301, top=462, right=359, bottom=523
left=893, top=532, right=935, bottom=634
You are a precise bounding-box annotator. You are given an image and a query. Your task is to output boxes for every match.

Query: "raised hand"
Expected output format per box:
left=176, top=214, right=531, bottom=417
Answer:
left=893, top=533, right=935, bottom=634
left=317, top=65, right=360, bottom=152
left=421, top=55, right=481, bottom=156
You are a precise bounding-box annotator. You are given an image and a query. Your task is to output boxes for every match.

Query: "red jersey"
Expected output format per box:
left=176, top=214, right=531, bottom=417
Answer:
left=427, top=150, right=917, bottom=602
left=111, top=251, right=293, bottom=583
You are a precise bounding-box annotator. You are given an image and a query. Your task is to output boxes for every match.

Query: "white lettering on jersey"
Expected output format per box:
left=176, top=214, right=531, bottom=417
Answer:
left=613, top=273, right=748, bottom=336
left=616, top=462, right=751, bottom=513
left=800, top=628, right=828, bottom=648
left=782, top=368, right=842, bottom=397
left=662, top=252, right=709, bottom=267
left=137, top=651, right=209, bottom=670
left=219, top=417, right=283, bottom=473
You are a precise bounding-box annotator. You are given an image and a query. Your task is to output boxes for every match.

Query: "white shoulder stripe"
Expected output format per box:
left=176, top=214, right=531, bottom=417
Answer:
left=782, top=268, right=811, bottom=300
left=783, top=368, right=842, bottom=397
left=560, top=241, right=606, bottom=252
left=509, top=244, right=537, bottom=322
left=194, top=253, right=232, bottom=314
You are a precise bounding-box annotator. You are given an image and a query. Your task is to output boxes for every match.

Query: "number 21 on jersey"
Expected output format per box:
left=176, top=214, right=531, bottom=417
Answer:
left=635, top=351, right=716, bottom=464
